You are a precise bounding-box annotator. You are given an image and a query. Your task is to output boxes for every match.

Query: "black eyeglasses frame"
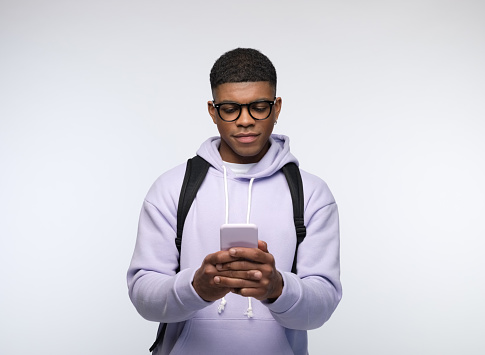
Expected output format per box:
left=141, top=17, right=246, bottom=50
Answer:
left=212, top=98, right=277, bottom=122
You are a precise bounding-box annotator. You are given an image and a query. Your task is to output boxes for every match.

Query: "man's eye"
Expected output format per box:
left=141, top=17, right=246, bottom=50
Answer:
left=221, top=105, right=238, bottom=114
left=251, top=104, right=270, bottom=112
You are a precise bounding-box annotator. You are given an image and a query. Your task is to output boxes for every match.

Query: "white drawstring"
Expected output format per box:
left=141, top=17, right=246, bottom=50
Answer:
left=218, top=166, right=229, bottom=313
left=223, top=165, right=229, bottom=225
left=245, top=177, right=255, bottom=318
left=244, top=297, right=254, bottom=318
left=219, top=166, right=256, bottom=318
left=246, top=178, right=254, bottom=224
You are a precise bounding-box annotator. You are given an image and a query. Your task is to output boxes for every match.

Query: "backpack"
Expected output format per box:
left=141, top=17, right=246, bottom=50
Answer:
left=149, top=155, right=306, bottom=352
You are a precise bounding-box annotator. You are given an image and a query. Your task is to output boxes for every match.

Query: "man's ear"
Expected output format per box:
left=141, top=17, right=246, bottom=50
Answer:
left=274, top=97, right=282, bottom=119
left=208, top=101, right=217, bottom=124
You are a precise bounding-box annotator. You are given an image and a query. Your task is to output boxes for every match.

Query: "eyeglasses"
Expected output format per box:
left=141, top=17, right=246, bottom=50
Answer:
left=212, top=98, right=276, bottom=122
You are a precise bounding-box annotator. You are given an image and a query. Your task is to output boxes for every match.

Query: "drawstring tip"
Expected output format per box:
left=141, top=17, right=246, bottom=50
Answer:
left=244, top=308, right=254, bottom=318
left=217, top=298, right=227, bottom=314
left=245, top=296, right=254, bottom=318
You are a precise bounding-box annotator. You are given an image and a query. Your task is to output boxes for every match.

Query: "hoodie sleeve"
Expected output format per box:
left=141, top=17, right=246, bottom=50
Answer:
left=126, top=167, right=213, bottom=323
left=264, top=173, right=342, bottom=330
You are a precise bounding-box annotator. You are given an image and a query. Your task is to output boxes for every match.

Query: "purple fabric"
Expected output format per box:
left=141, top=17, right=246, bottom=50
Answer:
left=127, top=134, right=342, bottom=355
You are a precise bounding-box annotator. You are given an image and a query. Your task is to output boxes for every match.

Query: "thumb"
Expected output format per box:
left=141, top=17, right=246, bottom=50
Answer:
left=258, top=240, right=269, bottom=253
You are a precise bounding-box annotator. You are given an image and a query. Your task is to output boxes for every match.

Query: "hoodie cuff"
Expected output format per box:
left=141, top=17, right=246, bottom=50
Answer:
left=174, top=268, right=214, bottom=310
left=263, top=271, right=302, bottom=314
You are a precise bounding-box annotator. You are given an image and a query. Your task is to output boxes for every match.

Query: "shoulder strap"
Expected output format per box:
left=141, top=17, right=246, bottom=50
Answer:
left=149, top=323, right=167, bottom=353
left=177, top=159, right=306, bottom=274
left=175, top=155, right=211, bottom=270
left=282, top=162, right=306, bottom=274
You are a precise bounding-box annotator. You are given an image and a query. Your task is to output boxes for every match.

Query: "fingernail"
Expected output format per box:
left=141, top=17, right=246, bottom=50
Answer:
left=216, top=264, right=222, bottom=270
left=214, top=276, right=220, bottom=284
left=229, top=248, right=236, bottom=256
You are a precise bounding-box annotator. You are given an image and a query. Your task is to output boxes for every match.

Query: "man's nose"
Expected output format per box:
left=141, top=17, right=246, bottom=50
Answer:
left=236, top=106, right=255, bottom=126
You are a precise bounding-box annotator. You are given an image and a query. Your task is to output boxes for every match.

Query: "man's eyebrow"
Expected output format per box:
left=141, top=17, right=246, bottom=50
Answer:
left=216, top=100, right=238, bottom=104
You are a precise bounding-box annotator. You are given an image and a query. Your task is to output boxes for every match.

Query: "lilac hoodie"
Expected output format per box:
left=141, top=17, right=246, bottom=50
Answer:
left=127, top=134, right=342, bottom=355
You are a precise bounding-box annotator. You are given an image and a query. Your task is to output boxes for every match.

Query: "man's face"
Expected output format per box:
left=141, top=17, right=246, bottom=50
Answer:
left=208, top=81, right=282, bottom=164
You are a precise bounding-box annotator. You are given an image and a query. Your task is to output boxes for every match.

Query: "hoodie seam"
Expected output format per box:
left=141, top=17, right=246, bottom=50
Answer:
left=143, top=199, right=177, bottom=228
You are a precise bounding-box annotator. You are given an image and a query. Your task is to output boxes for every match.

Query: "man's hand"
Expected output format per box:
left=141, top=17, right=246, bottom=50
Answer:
left=214, top=240, right=283, bottom=301
left=192, top=251, right=232, bottom=302
left=192, top=248, right=267, bottom=302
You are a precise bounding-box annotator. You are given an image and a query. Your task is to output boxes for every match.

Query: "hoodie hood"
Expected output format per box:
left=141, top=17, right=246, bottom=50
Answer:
left=196, top=134, right=299, bottom=179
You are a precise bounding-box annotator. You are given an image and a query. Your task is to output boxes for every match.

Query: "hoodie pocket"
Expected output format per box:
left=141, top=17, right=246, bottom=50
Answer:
left=169, top=318, right=294, bottom=355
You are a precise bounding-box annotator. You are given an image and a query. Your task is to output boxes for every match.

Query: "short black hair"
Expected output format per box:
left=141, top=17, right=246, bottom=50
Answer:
left=210, top=48, right=277, bottom=92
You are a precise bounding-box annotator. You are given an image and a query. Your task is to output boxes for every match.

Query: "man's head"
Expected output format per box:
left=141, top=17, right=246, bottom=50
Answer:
left=210, top=48, right=277, bottom=99
left=208, top=48, right=282, bottom=164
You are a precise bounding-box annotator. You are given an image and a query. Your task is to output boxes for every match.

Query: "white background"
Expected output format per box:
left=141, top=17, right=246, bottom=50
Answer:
left=1, top=1, right=484, bottom=354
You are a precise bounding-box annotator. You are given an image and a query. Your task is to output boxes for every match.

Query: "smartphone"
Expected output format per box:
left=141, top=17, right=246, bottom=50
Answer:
left=220, top=223, right=258, bottom=250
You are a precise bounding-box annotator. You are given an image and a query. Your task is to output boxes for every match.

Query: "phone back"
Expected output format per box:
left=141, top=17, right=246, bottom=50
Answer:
left=220, top=223, right=258, bottom=250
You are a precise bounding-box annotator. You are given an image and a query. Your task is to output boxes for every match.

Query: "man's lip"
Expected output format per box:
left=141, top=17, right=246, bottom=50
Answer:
left=233, top=133, right=259, bottom=143
left=233, top=133, right=259, bottom=137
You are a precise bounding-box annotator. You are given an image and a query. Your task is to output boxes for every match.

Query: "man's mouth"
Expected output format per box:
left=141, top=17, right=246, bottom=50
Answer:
left=233, top=134, right=259, bottom=144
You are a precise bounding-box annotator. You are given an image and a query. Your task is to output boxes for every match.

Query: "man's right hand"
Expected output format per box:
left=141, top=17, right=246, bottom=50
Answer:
left=192, top=251, right=233, bottom=302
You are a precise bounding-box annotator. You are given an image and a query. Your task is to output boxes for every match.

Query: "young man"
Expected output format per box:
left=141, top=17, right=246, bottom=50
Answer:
left=127, top=48, right=342, bottom=354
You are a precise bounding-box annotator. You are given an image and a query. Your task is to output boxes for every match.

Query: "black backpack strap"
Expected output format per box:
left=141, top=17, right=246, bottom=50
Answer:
left=149, top=155, right=210, bottom=353
left=175, top=155, right=211, bottom=270
left=282, top=162, right=306, bottom=274
left=149, top=323, right=167, bottom=353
